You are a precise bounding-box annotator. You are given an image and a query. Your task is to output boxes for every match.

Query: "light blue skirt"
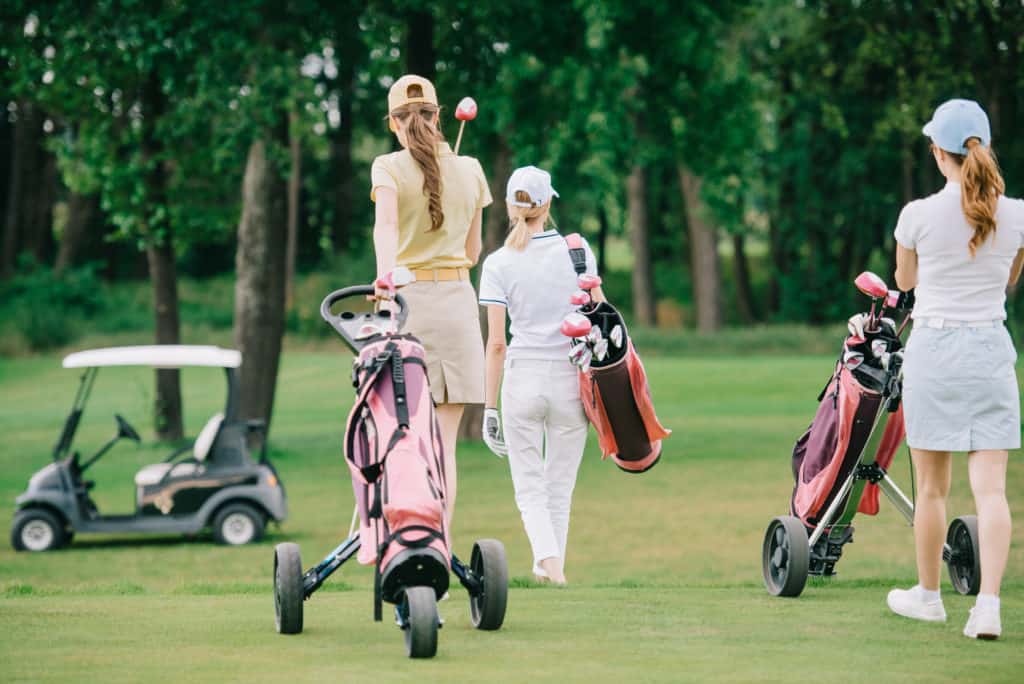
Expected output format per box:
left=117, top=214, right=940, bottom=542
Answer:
left=902, top=324, right=1020, bottom=451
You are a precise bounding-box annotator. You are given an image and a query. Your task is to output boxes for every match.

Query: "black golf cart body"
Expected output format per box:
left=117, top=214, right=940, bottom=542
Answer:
left=11, top=345, right=286, bottom=551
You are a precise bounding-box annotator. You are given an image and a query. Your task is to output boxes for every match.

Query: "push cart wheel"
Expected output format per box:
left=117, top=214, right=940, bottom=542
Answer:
left=274, top=543, right=304, bottom=634
left=212, top=502, right=265, bottom=545
left=11, top=508, right=67, bottom=552
left=402, top=585, right=438, bottom=658
left=469, top=539, right=508, bottom=630
left=762, top=516, right=810, bottom=597
left=946, top=515, right=981, bottom=596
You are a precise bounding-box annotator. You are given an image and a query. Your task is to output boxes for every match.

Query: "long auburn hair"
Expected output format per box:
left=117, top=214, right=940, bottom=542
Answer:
left=505, top=192, right=553, bottom=251
left=948, top=138, right=1005, bottom=256
left=391, top=88, right=445, bottom=232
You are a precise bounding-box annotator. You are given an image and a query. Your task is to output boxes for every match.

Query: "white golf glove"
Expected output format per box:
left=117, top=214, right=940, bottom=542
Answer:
left=847, top=313, right=869, bottom=339
left=482, top=408, right=508, bottom=458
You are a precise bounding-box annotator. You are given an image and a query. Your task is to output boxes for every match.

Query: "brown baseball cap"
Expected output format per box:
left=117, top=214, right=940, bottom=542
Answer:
left=388, top=74, right=438, bottom=113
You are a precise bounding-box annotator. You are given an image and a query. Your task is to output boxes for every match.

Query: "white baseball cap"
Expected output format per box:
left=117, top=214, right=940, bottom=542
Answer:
left=506, top=165, right=559, bottom=208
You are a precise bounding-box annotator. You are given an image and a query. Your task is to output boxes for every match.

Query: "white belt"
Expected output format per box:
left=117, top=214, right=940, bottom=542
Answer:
left=919, top=318, right=1001, bottom=329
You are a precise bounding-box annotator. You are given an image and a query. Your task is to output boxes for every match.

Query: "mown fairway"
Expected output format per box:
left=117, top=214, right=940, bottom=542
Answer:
left=1, top=352, right=1022, bottom=682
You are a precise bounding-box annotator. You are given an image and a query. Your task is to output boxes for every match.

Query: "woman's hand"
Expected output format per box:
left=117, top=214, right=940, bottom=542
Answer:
left=482, top=408, right=507, bottom=458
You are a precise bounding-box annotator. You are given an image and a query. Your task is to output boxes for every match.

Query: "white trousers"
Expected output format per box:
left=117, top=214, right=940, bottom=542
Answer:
left=501, top=359, right=589, bottom=575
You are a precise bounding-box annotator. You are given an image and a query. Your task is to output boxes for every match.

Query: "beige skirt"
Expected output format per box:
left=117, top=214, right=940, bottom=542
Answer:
left=400, top=279, right=485, bottom=405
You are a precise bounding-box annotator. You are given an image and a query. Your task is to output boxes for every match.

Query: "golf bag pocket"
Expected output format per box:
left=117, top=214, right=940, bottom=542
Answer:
left=379, top=436, right=448, bottom=568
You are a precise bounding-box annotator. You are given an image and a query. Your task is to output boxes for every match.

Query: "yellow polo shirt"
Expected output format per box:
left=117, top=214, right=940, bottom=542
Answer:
left=371, top=142, right=492, bottom=270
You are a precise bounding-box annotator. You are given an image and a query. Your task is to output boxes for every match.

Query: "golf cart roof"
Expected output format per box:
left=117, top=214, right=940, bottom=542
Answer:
left=63, top=345, right=242, bottom=369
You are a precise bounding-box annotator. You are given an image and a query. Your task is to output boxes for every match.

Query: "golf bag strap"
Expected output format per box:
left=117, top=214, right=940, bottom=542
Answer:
left=565, top=233, right=587, bottom=275
left=390, top=346, right=410, bottom=429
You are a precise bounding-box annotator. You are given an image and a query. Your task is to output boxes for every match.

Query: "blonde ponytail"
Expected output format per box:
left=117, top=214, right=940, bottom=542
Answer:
left=505, top=192, right=552, bottom=251
left=391, top=96, right=445, bottom=232
left=957, top=138, right=1005, bottom=257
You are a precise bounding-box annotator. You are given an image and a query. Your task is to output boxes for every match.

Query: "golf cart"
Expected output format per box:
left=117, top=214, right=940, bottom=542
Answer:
left=10, top=345, right=287, bottom=552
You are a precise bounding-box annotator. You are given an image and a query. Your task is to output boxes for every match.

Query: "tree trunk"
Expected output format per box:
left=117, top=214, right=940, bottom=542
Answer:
left=55, top=192, right=98, bottom=273
left=731, top=232, right=757, bottom=324
left=458, top=138, right=511, bottom=442
left=483, top=137, right=510, bottom=254
left=285, top=111, right=301, bottom=307
left=234, top=128, right=289, bottom=434
left=142, top=70, right=183, bottom=441
left=148, top=241, right=184, bottom=440
left=24, top=150, right=58, bottom=264
left=678, top=165, right=722, bottom=333
left=628, top=163, right=656, bottom=326
left=329, top=93, right=354, bottom=253
left=405, top=9, right=435, bottom=80
left=597, top=207, right=610, bottom=276
left=3, top=101, right=47, bottom=275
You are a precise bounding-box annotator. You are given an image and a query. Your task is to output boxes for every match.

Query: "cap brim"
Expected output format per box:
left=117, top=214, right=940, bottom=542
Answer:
left=922, top=121, right=934, bottom=138
left=551, top=188, right=560, bottom=198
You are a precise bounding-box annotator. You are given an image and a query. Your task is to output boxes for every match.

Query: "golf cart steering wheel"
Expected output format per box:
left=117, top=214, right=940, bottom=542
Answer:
left=115, top=414, right=142, bottom=443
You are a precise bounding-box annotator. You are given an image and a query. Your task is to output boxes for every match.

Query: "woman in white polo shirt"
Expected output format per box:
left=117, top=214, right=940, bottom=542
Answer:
left=478, top=166, right=603, bottom=584
left=886, top=99, right=1024, bottom=640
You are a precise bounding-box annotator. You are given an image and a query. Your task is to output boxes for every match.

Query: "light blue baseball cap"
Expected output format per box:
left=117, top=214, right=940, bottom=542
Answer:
left=922, top=99, right=991, bottom=155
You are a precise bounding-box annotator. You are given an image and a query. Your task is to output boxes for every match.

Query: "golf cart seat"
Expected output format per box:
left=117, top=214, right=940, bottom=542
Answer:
left=134, top=413, right=223, bottom=487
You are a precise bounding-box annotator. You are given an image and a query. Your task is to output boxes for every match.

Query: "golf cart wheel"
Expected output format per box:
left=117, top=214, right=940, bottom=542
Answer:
left=212, top=502, right=265, bottom=546
left=11, top=508, right=67, bottom=552
left=469, top=539, right=508, bottom=630
left=946, top=515, right=981, bottom=596
left=762, top=516, right=810, bottom=597
left=402, top=585, right=439, bottom=659
left=274, top=543, right=304, bottom=634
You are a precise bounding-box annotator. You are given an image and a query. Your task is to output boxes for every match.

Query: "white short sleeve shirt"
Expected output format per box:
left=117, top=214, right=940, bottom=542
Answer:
left=894, top=181, right=1024, bottom=322
left=479, top=230, right=598, bottom=361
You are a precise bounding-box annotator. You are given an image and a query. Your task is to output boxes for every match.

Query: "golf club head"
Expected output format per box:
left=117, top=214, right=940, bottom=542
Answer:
left=846, top=335, right=866, bottom=347
left=885, top=290, right=900, bottom=308
left=854, top=271, right=888, bottom=300
left=871, top=339, right=887, bottom=358
left=569, top=290, right=591, bottom=306
left=843, top=350, right=864, bottom=370
left=560, top=313, right=593, bottom=338
left=569, top=341, right=588, bottom=365
left=577, top=274, right=602, bottom=291
left=455, top=97, right=477, bottom=121
left=609, top=324, right=624, bottom=349
left=580, top=349, right=593, bottom=373
left=594, top=338, right=609, bottom=361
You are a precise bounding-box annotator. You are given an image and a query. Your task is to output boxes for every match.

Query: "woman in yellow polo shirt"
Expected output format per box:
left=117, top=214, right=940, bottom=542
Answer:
left=370, top=74, right=492, bottom=521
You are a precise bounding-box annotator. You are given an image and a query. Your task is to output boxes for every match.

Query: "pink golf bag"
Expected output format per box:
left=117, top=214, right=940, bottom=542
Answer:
left=346, top=334, right=450, bottom=610
left=561, top=234, right=671, bottom=473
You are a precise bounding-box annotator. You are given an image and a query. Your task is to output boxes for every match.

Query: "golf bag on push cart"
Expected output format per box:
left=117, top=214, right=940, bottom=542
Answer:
left=761, top=271, right=981, bottom=598
left=272, top=269, right=509, bottom=658
left=559, top=234, right=670, bottom=473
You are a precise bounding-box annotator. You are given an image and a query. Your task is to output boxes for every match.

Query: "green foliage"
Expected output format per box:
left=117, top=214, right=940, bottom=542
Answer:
left=0, top=258, right=103, bottom=351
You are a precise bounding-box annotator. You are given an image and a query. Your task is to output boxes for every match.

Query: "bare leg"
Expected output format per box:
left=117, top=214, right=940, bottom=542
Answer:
left=434, top=403, right=464, bottom=525
left=968, top=450, right=1011, bottom=596
left=538, top=557, right=566, bottom=585
left=911, top=449, right=952, bottom=591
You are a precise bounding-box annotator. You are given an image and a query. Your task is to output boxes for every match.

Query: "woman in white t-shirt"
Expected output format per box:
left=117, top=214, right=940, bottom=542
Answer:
left=886, top=99, right=1024, bottom=640
left=477, top=166, right=603, bottom=585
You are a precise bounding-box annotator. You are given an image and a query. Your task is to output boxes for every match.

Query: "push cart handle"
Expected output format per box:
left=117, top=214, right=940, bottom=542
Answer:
left=319, top=285, right=409, bottom=352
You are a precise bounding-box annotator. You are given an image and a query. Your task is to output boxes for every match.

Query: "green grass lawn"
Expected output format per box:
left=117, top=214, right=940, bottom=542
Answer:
left=1, top=352, right=1022, bottom=682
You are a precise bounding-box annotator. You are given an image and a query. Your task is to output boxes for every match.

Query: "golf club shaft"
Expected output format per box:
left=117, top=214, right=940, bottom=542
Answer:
left=454, top=120, right=466, bottom=154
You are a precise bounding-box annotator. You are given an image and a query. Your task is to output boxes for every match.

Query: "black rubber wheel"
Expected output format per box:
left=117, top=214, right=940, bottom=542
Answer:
left=762, top=516, right=810, bottom=597
left=211, top=502, right=265, bottom=546
left=274, top=543, right=304, bottom=634
left=11, top=508, right=67, bottom=552
left=402, top=585, right=439, bottom=658
left=469, top=539, right=508, bottom=630
left=947, top=515, right=981, bottom=596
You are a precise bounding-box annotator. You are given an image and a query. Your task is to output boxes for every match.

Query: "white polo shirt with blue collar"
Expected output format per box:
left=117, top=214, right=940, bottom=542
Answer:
left=478, top=229, right=598, bottom=362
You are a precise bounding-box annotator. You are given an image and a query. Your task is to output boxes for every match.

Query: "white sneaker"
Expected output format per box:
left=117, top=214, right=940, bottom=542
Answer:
left=887, top=586, right=946, bottom=622
left=963, top=605, right=1001, bottom=640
